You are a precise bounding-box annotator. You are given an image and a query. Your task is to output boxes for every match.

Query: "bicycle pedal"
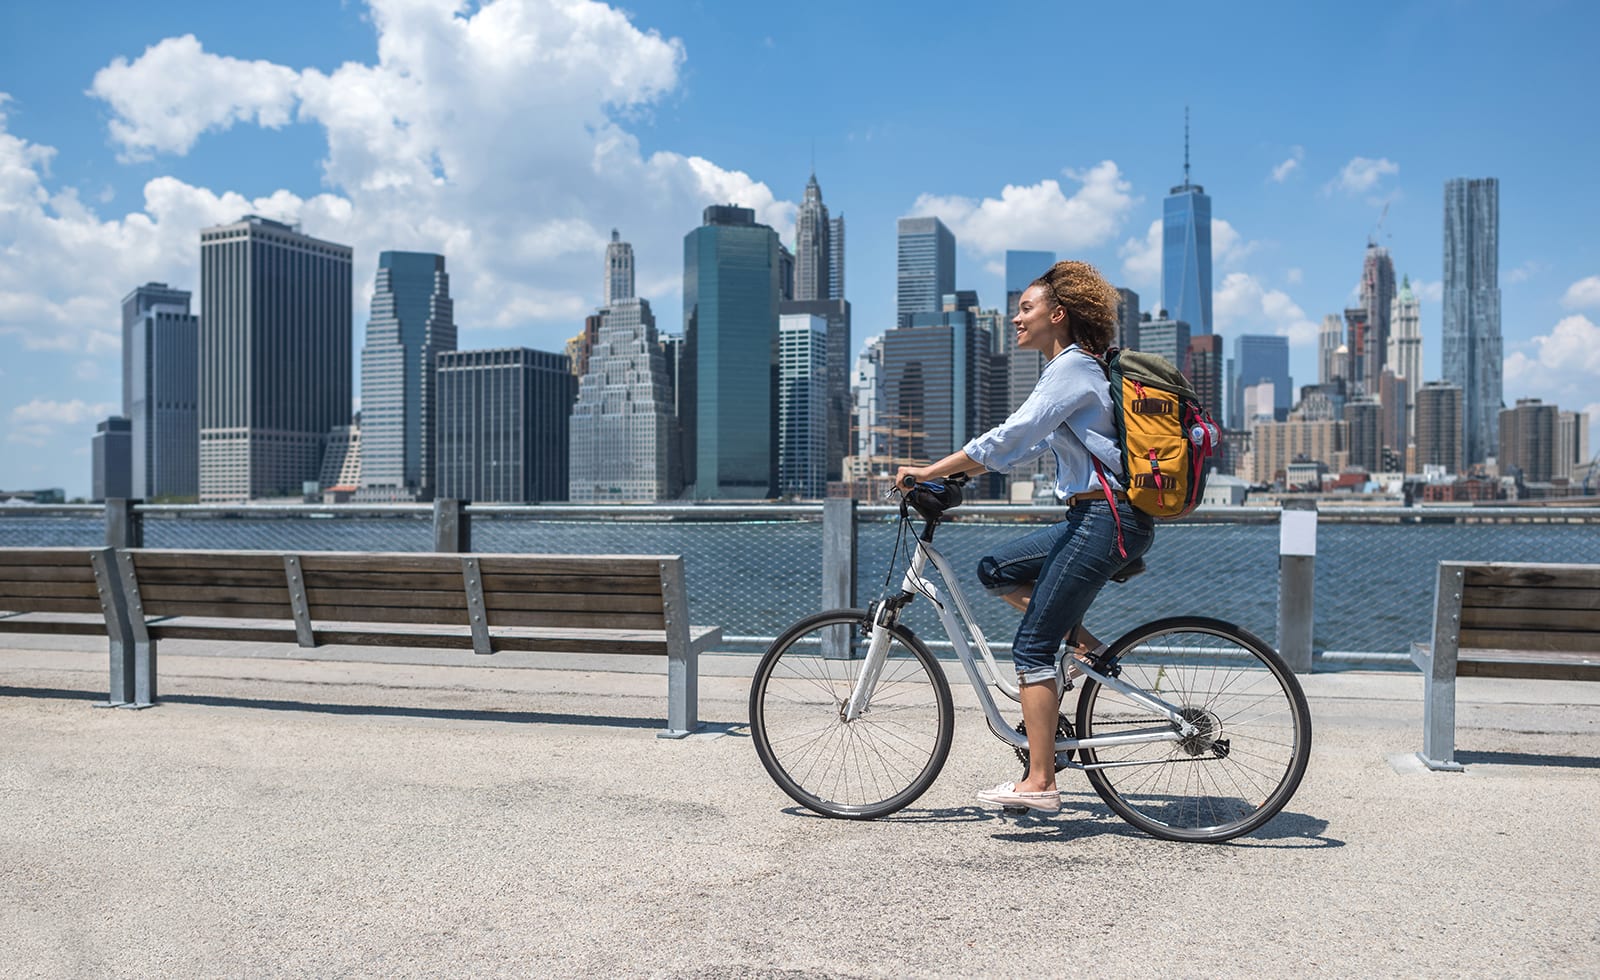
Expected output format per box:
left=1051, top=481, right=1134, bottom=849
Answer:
left=1001, top=805, right=1030, bottom=816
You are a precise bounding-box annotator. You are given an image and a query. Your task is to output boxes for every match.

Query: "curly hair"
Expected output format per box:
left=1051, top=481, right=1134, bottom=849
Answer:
left=1031, top=260, right=1120, bottom=355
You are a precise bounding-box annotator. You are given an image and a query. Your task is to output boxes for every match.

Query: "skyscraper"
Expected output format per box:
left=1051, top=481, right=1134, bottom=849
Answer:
left=1318, top=313, right=1344, bottom=386
left=1186, top=334, right=1224, bottom=426
left=358, top=251, right=455, bottom=501
left=781, top=298, right=852, bottom=484
left=827, top=214, right=846, bottom=302
left=1442, top=177, right=1502, bottom=465
left=1415, top=381, right=1465, bottom=474
left=896, top=216, right=955, bottom=328
left=605, top=229, right=635, bottom=306
left=198, top=215, right=352, bottom=502
left=1115, top=288, right=1140, bottom=352
left=881, top=312, right=991, bottom=465
left=1499, top=398, right=1558, bottom=482
left=1360, top=244, right=1396, bottom=385
left=121, top=282, right=198, bottom=500
left=778, top=312, right=829, bottom=498
left=1343, top=305, right=1370, bottom=391
left=794, top=173, right=831, bottom=302
left=1234, top=335, right=1292, bottom=424
left=1343, top=397, right=1382, bottom=472
left=1388, top=275, right=1423, bottom=441
left=683, top=204, right=782, bottom=499
left=1004, top=250, right=1056, bottom=323
left=436, top=348, right=573, bottom=502
left=569, top=233, right=677, bottom=503
left=1139, top=313, right=1191, bottom=370
left=91, top=416, right=133, bottom=502
left=1162, top=116, right=1213, bottom=335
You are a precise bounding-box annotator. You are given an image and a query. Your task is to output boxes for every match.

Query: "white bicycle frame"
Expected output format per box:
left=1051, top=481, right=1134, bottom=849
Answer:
left=842, top=533, right=1200, bottom=763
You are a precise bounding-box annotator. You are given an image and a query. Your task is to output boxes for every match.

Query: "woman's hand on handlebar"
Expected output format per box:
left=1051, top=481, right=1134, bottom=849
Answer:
left=893, top=464, right=933, bottom=492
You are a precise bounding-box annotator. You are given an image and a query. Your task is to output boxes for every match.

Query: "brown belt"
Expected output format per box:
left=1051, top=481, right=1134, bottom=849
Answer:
left=1067, top=489, right=1127, bottom=507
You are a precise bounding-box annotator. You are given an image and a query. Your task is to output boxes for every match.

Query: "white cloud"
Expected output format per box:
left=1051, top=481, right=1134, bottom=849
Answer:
left=1270, top=146, right=1304, bottom=183
left=1504, top=260, right=1541, bottom=285
left=89, top=35, right=300, bottom=160
left=1285, top=268, right=1303, bottom=285
left=2, top=0, right=794, bottom=370
left=7, top=398, right=115, bottom=447
left=1412, top=279, right=1443, bottom=303
left=1213, top=272, right=1319, bottom=347
left=1561, top=275, right=1600, bottom=308
left=908, top=160, right=1135, bottom=256
left=1326, top=156, right=1399, bottom=196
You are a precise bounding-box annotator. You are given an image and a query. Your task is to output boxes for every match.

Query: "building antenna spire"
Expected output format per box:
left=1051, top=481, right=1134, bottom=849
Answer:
left=1183, top=105, right=1191, bottom=187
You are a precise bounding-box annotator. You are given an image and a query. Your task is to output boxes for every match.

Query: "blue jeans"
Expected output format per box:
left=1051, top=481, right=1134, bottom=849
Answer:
left=975, top=498, right=1156, bottom=684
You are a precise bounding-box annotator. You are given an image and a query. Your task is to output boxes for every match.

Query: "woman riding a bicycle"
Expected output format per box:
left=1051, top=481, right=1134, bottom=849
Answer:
left=894, top=260, right=1154, bottom=814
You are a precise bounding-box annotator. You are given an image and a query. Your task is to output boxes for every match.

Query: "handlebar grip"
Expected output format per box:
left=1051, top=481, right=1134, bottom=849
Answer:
left=899, top=474, right=916, bottom=489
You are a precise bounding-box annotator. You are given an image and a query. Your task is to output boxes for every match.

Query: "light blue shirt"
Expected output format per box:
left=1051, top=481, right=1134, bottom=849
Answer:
left=963, top=346, right=1125, bottom=498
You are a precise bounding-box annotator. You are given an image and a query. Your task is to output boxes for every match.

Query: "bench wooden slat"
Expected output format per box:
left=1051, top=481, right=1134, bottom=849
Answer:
left=484, top=592, right=666, bottom=614
left=301, top=570, right=465, bottom=592
left=1462, top=585, right=1600, bottom=612
left=0, top=579, right=102, bottom=599
left=301, top=587, right=468, bottom=609
left=139, top=584, right=290, bottom=604
left=1462, top=563, right=1600, bottom=590
left=487, top=609, right=665, bottom=630
left=138, top=599, right=294, bottom=619
left=0, top=549, right=103, bottom=568
left=127, top=551, right=289, bottom=571
left=475, top=555, right=677, bottom=578
left=480, top=573, right=662, bottom=596
left=0, top=564, right=102, bottom=583
left=1460, top=605, right=1600, bottom=633
left=1458, top=627, right=1600, bottom=655
left=1, top=597, right=108, bottom=614
left=1456, top=649, right=1600, bottom=681
left=0, top=612, right=111, bottom=635
left=128, top=566, right=290, bottom=589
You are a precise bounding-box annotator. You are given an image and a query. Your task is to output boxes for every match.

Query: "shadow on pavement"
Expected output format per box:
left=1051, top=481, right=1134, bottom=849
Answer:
left=1455, top=749, right=1600, bottom=770
left=0, top=683, right=745, bottom=734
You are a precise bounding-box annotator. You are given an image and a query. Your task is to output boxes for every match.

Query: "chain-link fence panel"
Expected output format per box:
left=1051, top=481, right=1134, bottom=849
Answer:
left=0, top=514, right=103, bottom=547
left=1316, top=518, right=1600, bottom=655
left=472, top=514, right=824, bottom=649
left=140, top=513, right=435, bottom=551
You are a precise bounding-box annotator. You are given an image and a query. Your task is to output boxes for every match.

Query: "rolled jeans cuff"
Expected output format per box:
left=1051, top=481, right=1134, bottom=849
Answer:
left=1016, top=666, right=1059, bottom=685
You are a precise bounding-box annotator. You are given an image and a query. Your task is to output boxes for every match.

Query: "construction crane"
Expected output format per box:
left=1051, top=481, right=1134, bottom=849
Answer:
left=1368, top=201, right=1390, bottom=248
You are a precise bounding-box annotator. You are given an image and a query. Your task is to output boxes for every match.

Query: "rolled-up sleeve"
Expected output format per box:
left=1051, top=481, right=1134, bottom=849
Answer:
left=963, top=351, right=1106, bottom=475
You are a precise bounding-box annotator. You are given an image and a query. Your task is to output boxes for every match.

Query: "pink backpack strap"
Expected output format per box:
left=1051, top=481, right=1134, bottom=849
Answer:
left=1093, top=458, right=1128, bottom=559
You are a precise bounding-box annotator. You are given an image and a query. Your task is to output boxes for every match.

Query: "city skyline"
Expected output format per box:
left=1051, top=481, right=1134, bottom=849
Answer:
left=2, top=0, right=1599, bottom=496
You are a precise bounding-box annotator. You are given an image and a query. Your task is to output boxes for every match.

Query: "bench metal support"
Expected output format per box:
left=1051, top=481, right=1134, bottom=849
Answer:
left=461, top=557, right=492, bottom=655
left=656, top=558, right=702, bottom=739
left=1416, top=562, right=1466, bottom=771
left=283, top=555, right=316, bottom=648
left=90, top=547, right=136, bottom=708
left=113, top=549, right=157, bottom=709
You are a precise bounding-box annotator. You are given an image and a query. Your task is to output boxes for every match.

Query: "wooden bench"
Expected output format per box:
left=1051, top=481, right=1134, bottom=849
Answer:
left=34, top=548, right=718, bottom=737
left=0, top=547, right=141, bottom=706
left=1410, top=561, right=1600, bottom=770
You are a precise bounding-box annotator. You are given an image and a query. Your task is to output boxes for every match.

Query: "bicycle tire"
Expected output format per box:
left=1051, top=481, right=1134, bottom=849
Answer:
left=750, top=609, right=954, bottom=820
left=1075, top=616, right=1312, bottom=843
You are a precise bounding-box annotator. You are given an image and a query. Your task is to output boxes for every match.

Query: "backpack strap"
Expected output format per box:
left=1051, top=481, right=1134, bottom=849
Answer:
left=1092, top=458, right=1128, bottom=559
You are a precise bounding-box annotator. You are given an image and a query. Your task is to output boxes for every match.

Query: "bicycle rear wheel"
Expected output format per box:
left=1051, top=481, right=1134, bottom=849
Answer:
left=1075, top=617, right=1312, bottom=843
left=750, top=609, right=954, bottom=820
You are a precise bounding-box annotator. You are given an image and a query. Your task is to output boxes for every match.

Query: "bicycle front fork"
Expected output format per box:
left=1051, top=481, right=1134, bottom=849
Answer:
left=841, top=600, right=901, bottom=722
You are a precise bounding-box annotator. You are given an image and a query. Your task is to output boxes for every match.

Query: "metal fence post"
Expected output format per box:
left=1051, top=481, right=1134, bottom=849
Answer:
left=1277, top=499, right=1317, bottom=673
left=433, top=499, right=471, bottom=552
left=104, top=498, right=144, bottom=549
left=821, top=497, right=858, bottom=658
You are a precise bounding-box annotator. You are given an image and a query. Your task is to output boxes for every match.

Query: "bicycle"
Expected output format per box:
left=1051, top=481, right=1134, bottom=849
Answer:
left=748, top=474, right=1312, bottom=843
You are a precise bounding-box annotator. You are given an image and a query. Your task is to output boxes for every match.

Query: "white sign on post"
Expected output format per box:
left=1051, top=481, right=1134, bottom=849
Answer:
left=1279, top=509, right=1318, bottom=557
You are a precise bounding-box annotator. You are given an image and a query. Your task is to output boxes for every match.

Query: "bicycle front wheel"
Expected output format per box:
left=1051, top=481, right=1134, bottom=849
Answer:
left=750, top=609, right=954, bottom=820
left=1076, top=617, right=1312, bottom=843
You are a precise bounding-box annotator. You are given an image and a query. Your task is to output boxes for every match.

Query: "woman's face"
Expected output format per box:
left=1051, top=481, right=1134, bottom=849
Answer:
left=1013, top=284, right=1065, bottom=353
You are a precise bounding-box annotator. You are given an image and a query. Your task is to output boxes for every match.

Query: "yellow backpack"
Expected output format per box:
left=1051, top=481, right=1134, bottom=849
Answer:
left=1089, top=347, right=1218, bottom=520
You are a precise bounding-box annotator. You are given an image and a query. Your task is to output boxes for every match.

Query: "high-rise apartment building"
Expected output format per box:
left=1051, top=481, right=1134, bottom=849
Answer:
left=1343, top=396, right=1382, bottom=473
left=569, top=233, right=677, bottom=503
left=1555, top=411, right=1591, bottom=481
left=1344, top=306, right=1371, bottom=392
left=1415, top=381, right=1465, bottom=474
left=1138, top=312, right=1190, bottom=369
left=683, top=204, right=781, bottom=499
left=1360, top=244, right=1396, bottom=385
left=91, top=416, right=133, bottom=502
left=778, top=313, right=829, bottom=498
left=1186, top=334, right=1224, bottom=425
left=1442, top=177, right=1502, bottom=465
left=1162, top=120, right=1213, bottom=335
left=881, top=312, right=992, bottom=466
left=1387, top=276, right=1423, bottom=441
left=1115, top=288, right=1140, bottom=352
left=1376, top=370, right=1407, bottom=470
left=827, top=214, right=846, bottom=302
left=850, top=335, right=886, bottom=462
left=358, top=251, right=455, bottom=501
left=781, top=298, right=852, bottom=484
left=436, top=348, right=573, bottom=502
left=198, top=215, right=352, bottom=502
left=1318, top=313, right=1344, bottom=386
left=121, top=282, right=198, bottom=500
left=1233, top=335, right=1291, bottom=425
left=1250, top=418, right=1345, bottom=485
left=896, top=216, right=955, bottom=328
left=1499, top=398, right=1558, bottom=482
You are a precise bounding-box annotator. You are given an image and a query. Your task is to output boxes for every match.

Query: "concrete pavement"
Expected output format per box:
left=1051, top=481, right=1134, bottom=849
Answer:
left=2, top=637, right=1598, bottom=977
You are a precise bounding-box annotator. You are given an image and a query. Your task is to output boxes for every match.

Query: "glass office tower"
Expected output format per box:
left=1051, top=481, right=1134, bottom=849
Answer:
left=122, top=282, right=198, bottom=500
left=896, top=216, right=955, bottom=328
left=1162, top=124, right=1213, bottom=335
left=1442, top=177, right=1502, bottom=465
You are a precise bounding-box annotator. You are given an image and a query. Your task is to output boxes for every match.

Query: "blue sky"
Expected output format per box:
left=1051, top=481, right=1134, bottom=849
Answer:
left=3, top=0, right=1598, bottom=497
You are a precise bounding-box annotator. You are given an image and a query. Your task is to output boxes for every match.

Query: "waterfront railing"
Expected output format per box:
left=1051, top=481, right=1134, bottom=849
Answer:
left=3, top=498, right=1597, bottom=669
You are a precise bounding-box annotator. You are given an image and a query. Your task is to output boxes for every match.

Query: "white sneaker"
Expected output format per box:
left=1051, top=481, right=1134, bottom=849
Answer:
left=975, top=781, right=1060, bottom=813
